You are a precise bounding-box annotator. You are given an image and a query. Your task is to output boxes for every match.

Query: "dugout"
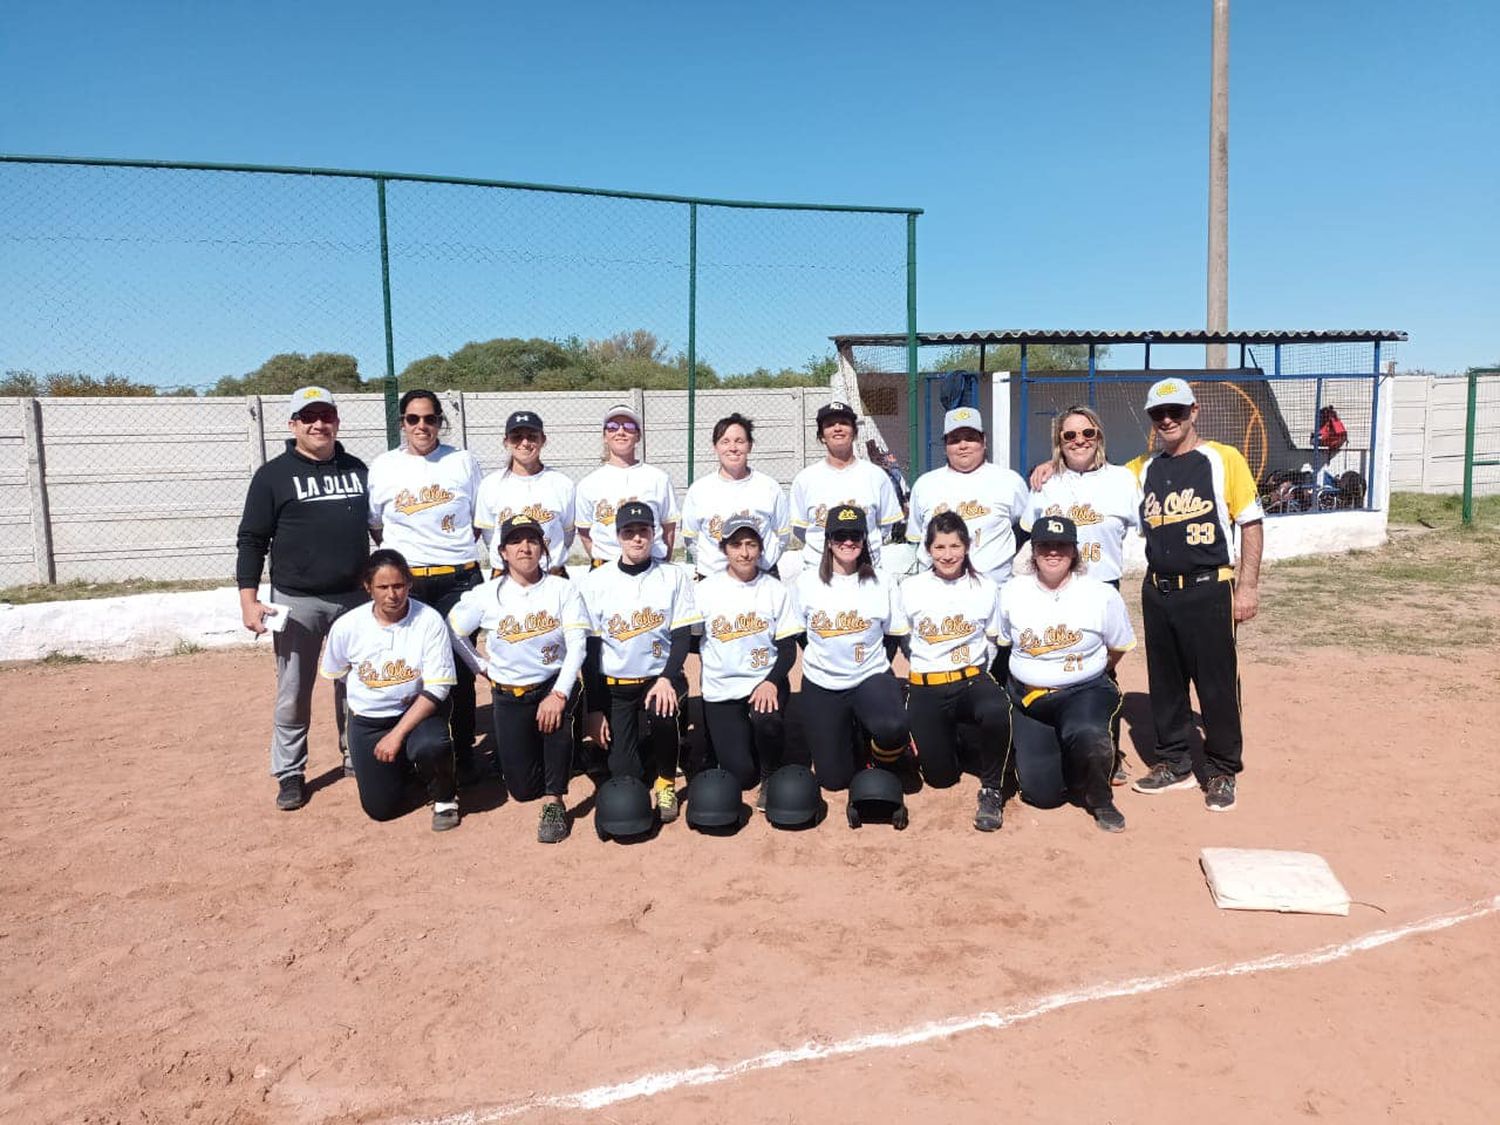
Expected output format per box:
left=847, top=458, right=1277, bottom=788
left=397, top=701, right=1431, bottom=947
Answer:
left=829, top=328, right=1407, bottom=563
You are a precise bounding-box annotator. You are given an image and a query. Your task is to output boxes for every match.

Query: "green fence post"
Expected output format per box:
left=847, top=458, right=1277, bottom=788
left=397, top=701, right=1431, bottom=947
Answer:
left=906, top=212, right=919, bottom=473
left=1463, top=368, right=1478, bottom=525
left=376, top=177, right=399, bottom=448
left=687, top=202, right=698, bottom=486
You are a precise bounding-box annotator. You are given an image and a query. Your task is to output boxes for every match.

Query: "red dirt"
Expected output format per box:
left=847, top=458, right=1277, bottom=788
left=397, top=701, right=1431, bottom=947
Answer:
left=2, top=644, right=1497, bottom=1124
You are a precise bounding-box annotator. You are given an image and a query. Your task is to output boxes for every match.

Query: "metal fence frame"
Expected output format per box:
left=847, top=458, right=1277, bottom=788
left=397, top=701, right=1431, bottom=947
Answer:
left=1463, top=367, right=1500, bottom=524
left=0, top=153, right=923, bottom=476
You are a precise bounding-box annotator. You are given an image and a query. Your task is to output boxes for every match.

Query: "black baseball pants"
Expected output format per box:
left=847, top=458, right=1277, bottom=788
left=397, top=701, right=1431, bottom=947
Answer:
left=701, top=685, right=789, bottom=790
left=799, top=673, right=910, bottom=791
left=490, top=677, right=579, bottom=801
left=603, top=677, right=687, bottom=786
left=347, top=708, right=456, bottom=822
left=1140, top=575, right=1242, bottom=778
left=1009, top=673, right=1119, bottom=812
left=411, top=565, right=484, bottom=768
left=907, top=672, right=1011, bottom=790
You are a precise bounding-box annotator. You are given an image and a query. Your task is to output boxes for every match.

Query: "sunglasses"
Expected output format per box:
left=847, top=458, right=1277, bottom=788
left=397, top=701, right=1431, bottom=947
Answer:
left=604, top=420, right=641, bottom=434
left=403, top=412, right=440, bottom=426
left=829, top=531, right=865, bottom=544
left=1148, top=405, right=1191, bottom=423
left=294, top=409, right=338, bottom=424
left=1061, top=427, right=1099, bottom=442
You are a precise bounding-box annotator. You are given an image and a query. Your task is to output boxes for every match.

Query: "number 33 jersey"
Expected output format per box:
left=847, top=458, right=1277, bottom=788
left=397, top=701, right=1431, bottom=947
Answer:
left=1127, top=441, right=1263, bottom=573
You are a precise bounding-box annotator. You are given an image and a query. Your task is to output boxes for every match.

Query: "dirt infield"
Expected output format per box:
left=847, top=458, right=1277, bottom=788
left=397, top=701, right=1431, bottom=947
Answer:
left=3, top=564, right=1499, bottom=1122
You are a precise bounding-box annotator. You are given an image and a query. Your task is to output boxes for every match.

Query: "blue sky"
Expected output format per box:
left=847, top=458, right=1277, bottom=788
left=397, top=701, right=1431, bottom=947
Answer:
left=2, top=0, right=1495, bottom=383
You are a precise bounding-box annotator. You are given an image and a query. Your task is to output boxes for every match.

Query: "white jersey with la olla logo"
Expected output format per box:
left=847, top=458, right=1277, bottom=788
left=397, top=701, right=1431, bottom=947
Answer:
left=780, top=568, right=907, bottom=691
left=789, top=458, right=902, bottom=565
left=898, top=569, right=1002, bottom=676
left=579, top=560, right=701, bottom=679
left=447, top=573, right=588, bottom=688
left=906, top=462, right=1030, bottom=582
left=474, top=465, right=576, bottom=573
left=367, top=444, right=484, bottom=566
left=1025, top=463, right=1141, bottom=582
left=680, top=469, right=790, bottom=577
left=319, top=599, right=457, bottom=719
left=997, top=573, right=1135, bottom=690
left=695, top=571, right=789, bottom=702
left=575, top=461, right=680, bottom=563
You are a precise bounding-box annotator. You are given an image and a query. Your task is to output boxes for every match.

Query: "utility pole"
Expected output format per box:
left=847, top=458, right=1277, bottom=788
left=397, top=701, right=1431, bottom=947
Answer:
left=1207, top=0, right=1230, bottom=369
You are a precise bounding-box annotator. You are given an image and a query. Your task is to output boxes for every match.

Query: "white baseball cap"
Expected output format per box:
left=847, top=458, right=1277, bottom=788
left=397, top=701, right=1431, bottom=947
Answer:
left=1143, top=379, right=1196, bottom=411
left=288, top=386, right=336, bottom=417
left=603, top=403, right=643, bottom=428
left=942, top=406, right=984, bottom=436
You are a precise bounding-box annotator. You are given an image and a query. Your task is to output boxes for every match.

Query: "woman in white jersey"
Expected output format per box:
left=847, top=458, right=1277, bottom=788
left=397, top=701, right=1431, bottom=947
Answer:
left=789, top=401, right=902, bottom=571
left=1025, top=405, right=1141, bottom=784
left=997, top=516, right=1135, bottom=833
left=899, top=511, right=1011, bottom=832
left=366, top=389, right=485, bottom=784
left=474, top=409, right=576, bottom=579
left=696, top=516, right=796, bottom=804
left=319, top=550, right=460, bottom=831
left=680, top=412, right=790, bottom=579
left=779, top=505, right=912, bottom=793
left=575, top=404, right=679, bottom=566
left=579, top=501, right=702, bottom=824
left=448, top=514, right=588, bottom=844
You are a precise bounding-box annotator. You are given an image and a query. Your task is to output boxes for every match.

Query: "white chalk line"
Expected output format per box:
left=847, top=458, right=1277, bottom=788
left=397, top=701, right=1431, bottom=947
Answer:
left=409, top=894, right=1500, bottom=1125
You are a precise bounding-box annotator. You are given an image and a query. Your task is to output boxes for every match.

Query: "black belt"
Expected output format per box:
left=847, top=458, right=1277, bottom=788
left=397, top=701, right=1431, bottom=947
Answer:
left=1147, top=566, right=1234, bottom=593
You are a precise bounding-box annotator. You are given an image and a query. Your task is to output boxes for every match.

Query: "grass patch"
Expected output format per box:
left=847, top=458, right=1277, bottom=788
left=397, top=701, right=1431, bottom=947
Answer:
left=0, top=578, right=226, bottom=605
left=1388, top=490, right=1500, bottom=528
left=171, top=640, right=205, bottom=657
left=40, top=651, right=91, bottom=666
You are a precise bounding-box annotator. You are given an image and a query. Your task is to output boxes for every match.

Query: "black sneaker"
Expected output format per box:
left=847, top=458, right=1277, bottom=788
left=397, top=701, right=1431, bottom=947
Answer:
left=1092, top=802, right=1127, bottom=833
left=1131, top=763, right=1196, bottom=794
left=1205, top=774, right=1237, bottom=812
left=431, top=803, right=461, bottom=832
left=537, top=801, right=570, bottom=844
left=276, top=775, right=306, bottom=811
left=974, top=787, right=1004, bottom=832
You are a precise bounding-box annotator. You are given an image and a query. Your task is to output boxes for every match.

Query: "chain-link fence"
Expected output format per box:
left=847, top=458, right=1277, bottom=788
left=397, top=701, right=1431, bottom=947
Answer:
left=0, top=156, right=918, bottom=585
left=840, top=332, right=1399, bottom=515
left=1462, top=368, right=1500, bottom=523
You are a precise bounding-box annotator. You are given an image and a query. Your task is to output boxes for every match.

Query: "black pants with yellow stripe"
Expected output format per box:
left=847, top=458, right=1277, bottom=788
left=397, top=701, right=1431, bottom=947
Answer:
left=411, top=565, right=483, bottom=767
left=1141, top=575, right=1242, bottom=779
left=1008, top=673, right=1118, bottom=812
left=907, top=672, right=1010, bottom=791
left=604, top=677, right=688, bottom=786
left=800, top=673, right=909, bottom=791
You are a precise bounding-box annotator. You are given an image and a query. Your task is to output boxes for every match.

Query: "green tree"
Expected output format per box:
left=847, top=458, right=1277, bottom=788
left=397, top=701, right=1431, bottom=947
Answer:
left=930, top=343, right=1101, bottom=373
left=1, top=370, right=158, bottom=396
left=0, top=370, right=40, bottom=396
left=213, top=352, right=362, bottom=396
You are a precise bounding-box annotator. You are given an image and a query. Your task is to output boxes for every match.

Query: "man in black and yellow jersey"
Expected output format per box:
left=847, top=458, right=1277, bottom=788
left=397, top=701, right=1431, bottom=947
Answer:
left=1127, top=378, right=1264, bottom=811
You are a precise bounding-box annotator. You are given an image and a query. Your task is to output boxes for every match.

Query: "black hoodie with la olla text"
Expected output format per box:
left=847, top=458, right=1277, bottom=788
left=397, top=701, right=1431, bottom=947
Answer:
left=236, top=439, right=370, bottom=597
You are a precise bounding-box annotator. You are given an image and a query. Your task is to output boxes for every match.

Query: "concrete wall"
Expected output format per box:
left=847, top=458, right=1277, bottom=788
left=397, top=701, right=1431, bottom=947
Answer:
left=1388, top=373, right=1498, bottom=495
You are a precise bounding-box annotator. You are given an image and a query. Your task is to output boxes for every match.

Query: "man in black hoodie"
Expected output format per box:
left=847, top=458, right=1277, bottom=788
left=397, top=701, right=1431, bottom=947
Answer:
left=237, top=386, right=371, bottom=811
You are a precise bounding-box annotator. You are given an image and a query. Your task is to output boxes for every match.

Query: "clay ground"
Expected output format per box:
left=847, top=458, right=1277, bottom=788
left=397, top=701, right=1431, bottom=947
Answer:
left=3, top=524, right=1499, bottom=1124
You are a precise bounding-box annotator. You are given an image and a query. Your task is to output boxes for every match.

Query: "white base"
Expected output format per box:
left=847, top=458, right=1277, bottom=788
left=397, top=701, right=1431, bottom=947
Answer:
left=1200, top=847, right=1351, bottom=915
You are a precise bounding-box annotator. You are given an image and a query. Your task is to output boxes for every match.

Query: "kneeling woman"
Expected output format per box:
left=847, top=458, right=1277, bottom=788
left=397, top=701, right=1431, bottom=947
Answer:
left=319, top=549, right=461, bottom=831
left=900, top=511, right=1012, bottom=831
left=697, top=516, right=796, bottom=801
left=579, top=501, right=702, bottom=823
left=448, top=514, right=588, bottom=844
left=781, top=505, right=911, bottom=790
left=997, top=516, right=1135, bottom=832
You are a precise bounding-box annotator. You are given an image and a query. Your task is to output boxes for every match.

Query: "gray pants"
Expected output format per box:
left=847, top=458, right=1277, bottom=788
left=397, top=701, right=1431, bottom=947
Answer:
left=269, top=587, right=367, bottom=779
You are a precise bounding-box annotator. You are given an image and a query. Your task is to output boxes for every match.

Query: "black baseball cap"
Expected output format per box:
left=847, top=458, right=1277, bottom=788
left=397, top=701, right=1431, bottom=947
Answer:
left=499, top=513, right=546, bottom=544
left=615, top=500, right=655, bottom=530
left=826, top=504, right=867, bottom=537
left=505, top=410, right=544, bottom=435
left=1031, top=515, right=1078, bottom=545
left=816, top=401, right=858, bottom=432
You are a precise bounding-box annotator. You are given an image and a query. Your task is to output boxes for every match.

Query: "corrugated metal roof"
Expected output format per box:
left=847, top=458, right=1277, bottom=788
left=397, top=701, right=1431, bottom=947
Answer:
left=832, top=329, right=1407, bottom=347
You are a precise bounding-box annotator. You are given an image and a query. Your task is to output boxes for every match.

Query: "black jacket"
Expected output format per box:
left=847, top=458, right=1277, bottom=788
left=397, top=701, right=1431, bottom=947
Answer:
left=236, top=440, right=370, bottom=597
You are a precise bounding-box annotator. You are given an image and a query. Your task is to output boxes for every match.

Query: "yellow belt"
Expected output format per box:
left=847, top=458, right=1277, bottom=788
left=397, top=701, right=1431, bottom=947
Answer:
left=1147, top=566, right=1234, bottom=590
left=909, top=665, right=983, bottom=687
left=606, top=675, right=649, bottom=686
left=489, top=680, right=541, bottom=697
left=409, top=561, right=479, bottom=577
left=1017, top=682, right=1053, bottom=708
